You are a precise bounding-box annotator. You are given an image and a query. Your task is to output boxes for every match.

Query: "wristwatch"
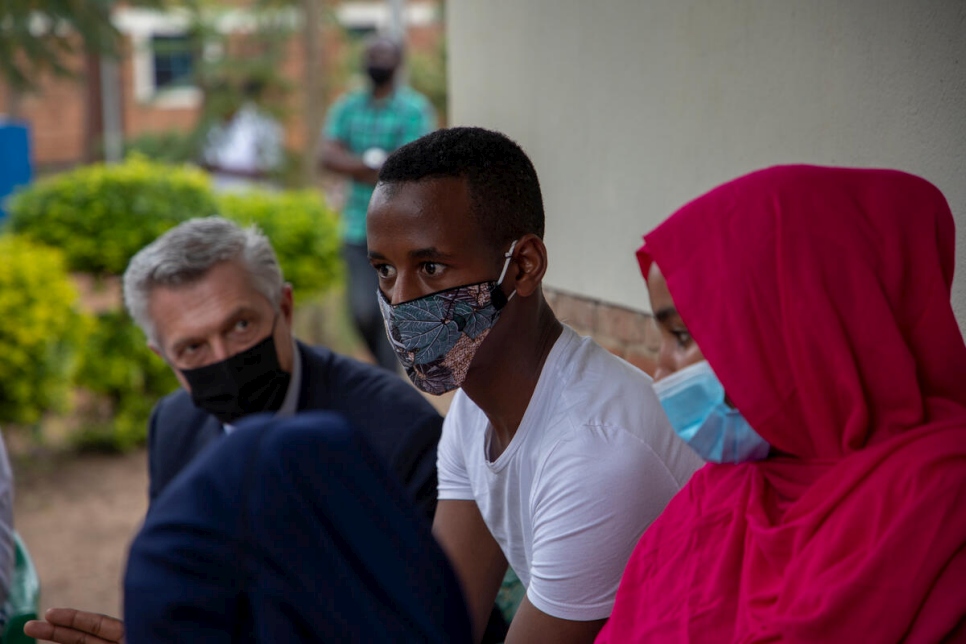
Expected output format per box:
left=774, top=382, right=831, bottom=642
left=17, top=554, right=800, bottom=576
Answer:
left=362, top=147, right=388, bottom=170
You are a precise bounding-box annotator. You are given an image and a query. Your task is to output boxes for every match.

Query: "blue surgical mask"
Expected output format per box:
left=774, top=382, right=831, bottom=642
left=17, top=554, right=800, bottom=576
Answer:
left=652, top=361, right=770, bottom=463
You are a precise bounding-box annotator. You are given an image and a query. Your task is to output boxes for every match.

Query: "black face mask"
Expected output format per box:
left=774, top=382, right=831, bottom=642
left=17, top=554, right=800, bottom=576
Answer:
left=366, top=65, right=395, bottom=86
left=180, top=332, right=291, bottom=425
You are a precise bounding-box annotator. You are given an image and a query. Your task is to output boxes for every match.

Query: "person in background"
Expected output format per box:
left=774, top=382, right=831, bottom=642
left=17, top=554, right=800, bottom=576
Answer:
left=597, top=165, right=966, bottom=642
left=367, top=127, right=702, bottom=644
left=201, top=80, right=283, bottom=192
left=319, top=34, right=436, bottom=373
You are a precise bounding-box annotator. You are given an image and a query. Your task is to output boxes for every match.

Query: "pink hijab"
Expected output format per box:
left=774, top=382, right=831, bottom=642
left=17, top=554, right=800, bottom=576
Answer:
left=598, top=166, right=966, bottom=642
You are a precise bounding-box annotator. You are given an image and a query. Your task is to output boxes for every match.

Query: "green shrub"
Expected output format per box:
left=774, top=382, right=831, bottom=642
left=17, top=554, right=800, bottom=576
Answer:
left=6, top=155, right=217, bottom=275
left=409, top=37, right=448, bottom=124
left=123, top=130, right=203, bottom=165
left=219, top=190, right=343, bottom=299
left=72, top=310, right=179, bottom=452
left=0, top=236, right=87, bottom=425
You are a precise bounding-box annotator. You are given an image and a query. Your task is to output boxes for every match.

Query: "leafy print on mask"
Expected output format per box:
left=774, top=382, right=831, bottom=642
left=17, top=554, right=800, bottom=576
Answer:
left=389, top=296, right=462, bottom=363
left=378, top=281, right=504, bottom=395
left=451, top=286, right=500, bottom=339
left=410, top=360, right=459, bottom=396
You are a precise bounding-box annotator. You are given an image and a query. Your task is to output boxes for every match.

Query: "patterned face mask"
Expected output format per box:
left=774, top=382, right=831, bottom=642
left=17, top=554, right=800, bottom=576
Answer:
left=378, top=240, right=518, bottom=395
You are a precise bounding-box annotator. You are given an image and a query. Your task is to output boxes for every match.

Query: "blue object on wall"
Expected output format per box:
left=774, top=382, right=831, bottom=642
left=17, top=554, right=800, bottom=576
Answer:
left=0, top=121, right=32, bottom=221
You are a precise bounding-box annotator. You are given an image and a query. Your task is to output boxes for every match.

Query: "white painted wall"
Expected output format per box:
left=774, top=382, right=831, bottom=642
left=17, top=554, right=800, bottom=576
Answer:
left=448, top=0, right=966, bottom=334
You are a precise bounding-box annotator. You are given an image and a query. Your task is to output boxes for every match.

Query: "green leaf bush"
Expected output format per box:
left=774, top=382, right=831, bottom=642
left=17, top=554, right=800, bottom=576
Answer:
left=219, top=189, right=343, bottom=299
left=1, top=157, right=344, bottom=449
left=72, top=310, right=179, bottom=452
left=123, top=130, right=203, bottom=165
left=0, top=236, right=87, bottom=425
left=6, top=155, right=216, bottom=275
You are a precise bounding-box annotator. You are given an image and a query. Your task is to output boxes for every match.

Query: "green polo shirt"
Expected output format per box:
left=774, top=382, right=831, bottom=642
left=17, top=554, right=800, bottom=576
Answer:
left=323, top=86, right=436, bottom=244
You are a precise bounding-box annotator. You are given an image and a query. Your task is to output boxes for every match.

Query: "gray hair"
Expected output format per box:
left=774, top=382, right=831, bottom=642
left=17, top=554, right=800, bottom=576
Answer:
left=123, top=217, right=283, bottom=346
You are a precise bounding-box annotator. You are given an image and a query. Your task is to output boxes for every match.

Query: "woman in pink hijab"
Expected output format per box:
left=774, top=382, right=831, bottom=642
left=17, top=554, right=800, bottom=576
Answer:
left=597, top=166, right=966, bottom=642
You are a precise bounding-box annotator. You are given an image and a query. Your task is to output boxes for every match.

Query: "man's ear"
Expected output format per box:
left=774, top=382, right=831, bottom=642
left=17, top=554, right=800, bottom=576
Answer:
left=280, top=283, right=294, bottom=325
left=511, top=234, right=548, bottom=298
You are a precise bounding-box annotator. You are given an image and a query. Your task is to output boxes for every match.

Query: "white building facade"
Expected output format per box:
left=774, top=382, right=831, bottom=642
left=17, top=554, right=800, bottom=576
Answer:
left=447, top=0, right=966, bottom=341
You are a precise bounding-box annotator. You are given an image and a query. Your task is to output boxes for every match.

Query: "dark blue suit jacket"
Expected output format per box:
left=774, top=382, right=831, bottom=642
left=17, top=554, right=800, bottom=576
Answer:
left=147, top=341, right=442, bottom=521
left=126, top=412, right=471, bottom=643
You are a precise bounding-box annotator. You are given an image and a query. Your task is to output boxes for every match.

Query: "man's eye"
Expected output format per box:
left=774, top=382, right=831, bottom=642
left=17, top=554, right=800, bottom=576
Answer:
left=673, top=331, right=692, bottom=348
left=422, top=262, right=440, bottom=276
left=234, top=319, right=251, bottom=332
left=374, top=263, right=396, bottom=279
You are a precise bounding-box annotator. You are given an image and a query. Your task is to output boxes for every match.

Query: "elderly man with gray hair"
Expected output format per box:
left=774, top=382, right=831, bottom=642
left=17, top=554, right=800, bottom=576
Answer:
left=122, top=216, right=441, bottom=508
left=25, top=216, right=445, bottom=643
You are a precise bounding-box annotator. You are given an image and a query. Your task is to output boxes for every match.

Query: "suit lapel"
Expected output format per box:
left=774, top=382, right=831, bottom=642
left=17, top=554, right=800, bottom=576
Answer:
left=295, top=341, right=331, bottom=412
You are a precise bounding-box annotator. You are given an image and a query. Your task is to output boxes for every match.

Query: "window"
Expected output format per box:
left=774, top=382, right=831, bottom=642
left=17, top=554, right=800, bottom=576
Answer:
left=345, top=25, right=378, bottom=40
left=116, top=8, right=201, bottom=107
left=152, top=34, right=194, bottom=90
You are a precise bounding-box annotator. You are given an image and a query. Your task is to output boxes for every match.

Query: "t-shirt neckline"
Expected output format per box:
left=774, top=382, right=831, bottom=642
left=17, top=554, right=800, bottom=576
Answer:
left=483, top=326, right=577, bottom=471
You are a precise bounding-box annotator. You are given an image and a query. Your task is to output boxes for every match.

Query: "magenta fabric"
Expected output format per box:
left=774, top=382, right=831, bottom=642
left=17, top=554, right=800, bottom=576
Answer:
left=599, top=166, right=966, bottom=642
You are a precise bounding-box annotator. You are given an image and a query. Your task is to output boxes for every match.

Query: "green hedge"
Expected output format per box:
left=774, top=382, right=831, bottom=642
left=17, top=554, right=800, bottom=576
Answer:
left=123, top=130, right=202, bottom=165
left=219, top=189, right=343, bottom=299
left=72, top=310, right=179, bottom=452
left=1, top=158, right=343, bottom=448
left=0, top=236, right=86, bottom=425
left=6, top=155, right=216, bottom=275
left=6, top=157, right=343, bottom=295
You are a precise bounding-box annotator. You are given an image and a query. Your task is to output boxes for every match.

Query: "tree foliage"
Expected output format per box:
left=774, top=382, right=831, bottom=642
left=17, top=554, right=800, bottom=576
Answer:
left=409, top=36, right=448, bottom=124
left=0, top=0, right=161, bottom=93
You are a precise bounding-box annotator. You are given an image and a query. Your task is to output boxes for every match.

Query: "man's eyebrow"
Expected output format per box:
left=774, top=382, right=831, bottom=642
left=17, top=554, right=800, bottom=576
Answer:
left=169, top=305, right=258, bottom=353
left=367, top=247, right=458, bottom=262
left=218, top=305, right=259, bottom=331
left=409, top=247, right=457, bottom=261
left=654, top=306, right=678, bottom=324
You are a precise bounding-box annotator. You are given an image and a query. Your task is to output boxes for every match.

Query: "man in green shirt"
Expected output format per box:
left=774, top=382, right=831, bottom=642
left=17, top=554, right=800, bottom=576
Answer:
left=320, top=36, right=436, bottom=371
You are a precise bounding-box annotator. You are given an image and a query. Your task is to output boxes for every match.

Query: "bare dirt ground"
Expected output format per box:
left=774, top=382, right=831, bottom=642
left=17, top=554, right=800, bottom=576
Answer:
left=13, top=448, right=149, bottom=619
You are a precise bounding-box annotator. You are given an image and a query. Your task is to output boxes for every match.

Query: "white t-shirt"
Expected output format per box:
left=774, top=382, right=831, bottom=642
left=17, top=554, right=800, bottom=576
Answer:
left=202, top=103, right=282, bottom=191
left=437, top=325, right=703, bottom=621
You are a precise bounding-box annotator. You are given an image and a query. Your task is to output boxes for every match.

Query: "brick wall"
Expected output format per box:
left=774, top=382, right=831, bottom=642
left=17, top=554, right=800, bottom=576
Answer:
left=0, top=59, right=89, bottom=167
left=545, top=287, right=661, bottom=377
left=120, top=42, right=199, bottom=139
left=3, top=2, right=443, bottom=169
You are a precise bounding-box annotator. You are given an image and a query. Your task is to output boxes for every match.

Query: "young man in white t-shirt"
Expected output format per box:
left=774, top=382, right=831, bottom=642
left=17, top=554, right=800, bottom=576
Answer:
left=367, top=127, right=703, bottom=644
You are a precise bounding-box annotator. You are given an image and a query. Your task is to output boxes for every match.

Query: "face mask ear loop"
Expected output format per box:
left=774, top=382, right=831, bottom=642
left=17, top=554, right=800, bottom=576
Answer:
left=496, top=239, right=519, bottom=286
left=491, top=239, right=519, bottom=310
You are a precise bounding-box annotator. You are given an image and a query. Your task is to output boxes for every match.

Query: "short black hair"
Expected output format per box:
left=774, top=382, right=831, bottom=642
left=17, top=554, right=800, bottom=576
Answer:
left=378, top=127, right=545, bottom=250
left=364, top=34, right=404, bottom=59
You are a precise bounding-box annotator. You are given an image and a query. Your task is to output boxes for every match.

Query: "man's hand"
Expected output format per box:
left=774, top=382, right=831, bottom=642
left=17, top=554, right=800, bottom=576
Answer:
left=318, top=139, right=380, bottom=185
left=23, top=608, right=124, bottom=644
